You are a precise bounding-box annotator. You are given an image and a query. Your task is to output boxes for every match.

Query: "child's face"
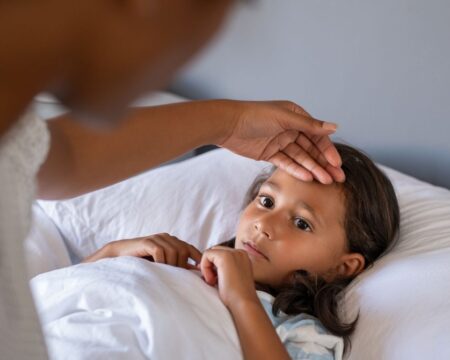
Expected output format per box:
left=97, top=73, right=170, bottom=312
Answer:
left=234, top=169, right=349, bottom=288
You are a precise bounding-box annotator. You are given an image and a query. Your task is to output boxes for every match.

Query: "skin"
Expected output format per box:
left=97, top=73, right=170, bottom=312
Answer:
left=87, top=168, right=365, bottom=359
left=37, top=100, right=345, bottom=199
left=0, top=0, right=234, bottom=129
left=200, top=169, right=365, bottom=359
left=234, top=168, right=365, bottom=286
left=1, top=1, right=345, bottom=201
left=2, top=1, right=346, bottom=357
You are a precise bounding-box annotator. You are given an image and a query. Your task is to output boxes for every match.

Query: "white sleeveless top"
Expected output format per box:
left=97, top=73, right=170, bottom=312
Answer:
left=0, top=110, right=49, bottom=359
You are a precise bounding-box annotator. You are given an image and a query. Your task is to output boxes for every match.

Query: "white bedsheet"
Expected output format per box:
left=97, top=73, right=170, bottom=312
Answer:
left=31, top=257, right=242, bottom=360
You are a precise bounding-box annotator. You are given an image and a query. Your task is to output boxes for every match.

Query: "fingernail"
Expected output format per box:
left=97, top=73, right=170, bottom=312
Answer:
left=323, top=122, right=338, bottom=131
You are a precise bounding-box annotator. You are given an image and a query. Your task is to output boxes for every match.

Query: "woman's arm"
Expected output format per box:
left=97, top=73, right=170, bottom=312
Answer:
left=37, top=99, right=342, bottom=200
left=200, top=247, right=291, bottom=360
left=37, top=100, right=233, bottom=199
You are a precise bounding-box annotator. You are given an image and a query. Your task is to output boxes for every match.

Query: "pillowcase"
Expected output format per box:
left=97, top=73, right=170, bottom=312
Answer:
left=343, top=165, right=450, bottom=360
left=38, top=149, right=270, bottom=261
left=38, top=148, right=450, bottom=359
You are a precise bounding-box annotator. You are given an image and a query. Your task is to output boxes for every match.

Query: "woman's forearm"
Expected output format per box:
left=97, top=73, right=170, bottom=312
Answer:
left=37, top=99, right=237, bottom=199
left=229, top=299, right=291, bottom=360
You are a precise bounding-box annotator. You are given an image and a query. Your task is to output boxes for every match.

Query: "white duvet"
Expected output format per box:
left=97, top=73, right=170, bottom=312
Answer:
left=31, top=257, right=242, bottom=360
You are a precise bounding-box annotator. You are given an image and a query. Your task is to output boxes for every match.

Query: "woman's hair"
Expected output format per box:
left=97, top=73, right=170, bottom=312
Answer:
left=220, top=143, right=400, bottom=353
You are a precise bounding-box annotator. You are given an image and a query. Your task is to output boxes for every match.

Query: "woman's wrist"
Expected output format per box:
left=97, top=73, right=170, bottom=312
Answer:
left=193, top=99, right=240, bottom=147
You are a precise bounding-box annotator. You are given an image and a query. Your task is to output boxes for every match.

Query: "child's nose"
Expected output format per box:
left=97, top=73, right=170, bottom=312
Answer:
left=254, top=219, right=273, bottom=240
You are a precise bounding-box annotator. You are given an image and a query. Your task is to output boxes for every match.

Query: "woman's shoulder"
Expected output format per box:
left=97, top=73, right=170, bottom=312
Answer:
left=0, top=107, right=50, bottom=174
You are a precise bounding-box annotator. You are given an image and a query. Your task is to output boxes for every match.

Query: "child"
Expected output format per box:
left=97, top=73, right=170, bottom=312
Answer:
left=84, top=143, right=400, bottom=359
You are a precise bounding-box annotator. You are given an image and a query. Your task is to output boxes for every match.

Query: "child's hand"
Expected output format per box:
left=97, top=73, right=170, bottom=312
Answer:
left=83, top=233, right=202, bottom=269
left=199, top=246, right=259, bottom=309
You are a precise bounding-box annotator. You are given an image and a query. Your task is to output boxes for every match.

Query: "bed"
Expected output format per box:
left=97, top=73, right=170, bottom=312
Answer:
left=28, top=91, right=450, bottom=360
left=29, top=1, right=450, bottom=358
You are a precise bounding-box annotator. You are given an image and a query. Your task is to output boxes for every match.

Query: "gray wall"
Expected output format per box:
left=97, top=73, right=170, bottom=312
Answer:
left=172, top=0, right=450, bottom=189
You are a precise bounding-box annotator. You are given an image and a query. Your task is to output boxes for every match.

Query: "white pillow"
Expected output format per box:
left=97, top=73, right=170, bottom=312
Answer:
left=38, top=149, right=270, bottom=261
left=38, top=148, right=450, bottom=360
left=343, top=166, right=450, bottom=360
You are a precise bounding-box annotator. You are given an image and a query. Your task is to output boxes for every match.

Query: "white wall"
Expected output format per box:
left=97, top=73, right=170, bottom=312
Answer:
left=172, top=0, right=450, bottom=188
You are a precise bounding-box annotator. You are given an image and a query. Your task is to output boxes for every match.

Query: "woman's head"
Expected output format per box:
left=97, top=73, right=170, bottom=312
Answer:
left=235, top=143, right=399, bottom=288
left=3, top=0, right=233, bottom=126
left=59, top=0, right=234, bottom=126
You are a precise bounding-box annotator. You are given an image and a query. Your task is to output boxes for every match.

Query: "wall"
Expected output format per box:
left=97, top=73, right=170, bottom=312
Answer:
left=172, top=0, right=450, bottom=189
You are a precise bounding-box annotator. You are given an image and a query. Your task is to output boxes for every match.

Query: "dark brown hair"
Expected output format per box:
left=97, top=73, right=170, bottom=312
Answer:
left=220, top=143, right=400, bottom=353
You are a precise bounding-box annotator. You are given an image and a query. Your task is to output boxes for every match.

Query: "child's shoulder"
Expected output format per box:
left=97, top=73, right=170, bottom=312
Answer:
left=256, top=290, right=344, bottom=360
left=256, top=290, right=325, bottom=331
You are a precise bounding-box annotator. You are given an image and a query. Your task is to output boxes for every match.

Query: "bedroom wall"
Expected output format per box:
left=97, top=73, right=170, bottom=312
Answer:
left=171, top=0, right=450, bottom=189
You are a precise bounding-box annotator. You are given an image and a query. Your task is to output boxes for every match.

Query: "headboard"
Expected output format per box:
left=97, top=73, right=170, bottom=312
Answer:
left=171, top=0, right=450, bottom=189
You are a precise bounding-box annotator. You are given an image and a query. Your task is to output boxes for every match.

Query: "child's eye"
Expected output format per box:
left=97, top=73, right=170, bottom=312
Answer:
left=294, top=218, right=312, bottom=232
left=258, top=195, right=274, bottom=209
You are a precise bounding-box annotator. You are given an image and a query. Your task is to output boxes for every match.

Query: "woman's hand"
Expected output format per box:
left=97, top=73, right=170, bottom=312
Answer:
left=199, top=246, right=259, bottom=309
left=217, top=100, right=346, bottom=184
left=83, top=233, right=202, bottom=269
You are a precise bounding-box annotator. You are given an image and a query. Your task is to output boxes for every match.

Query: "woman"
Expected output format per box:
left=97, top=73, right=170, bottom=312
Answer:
left=0, top=0, right=344, bottom=358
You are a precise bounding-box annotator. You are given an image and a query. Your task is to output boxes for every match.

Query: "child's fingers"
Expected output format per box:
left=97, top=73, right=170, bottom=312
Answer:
left=154, top=235, right=180, bottom=265
left=187, top=244, right=203, bottom=265
left=186, top=263, right=199, bottom=270
left=177, top=243, right=203, bottom=268
left=140, top=238, right=167, bottom=264
left=200, top=255, right=218, bottom=286
left=158, top=234, right=203, bottom=268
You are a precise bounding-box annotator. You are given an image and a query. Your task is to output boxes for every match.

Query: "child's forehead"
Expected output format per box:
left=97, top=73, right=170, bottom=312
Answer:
left=266, top=169, right=345, bottom=205
left=265, top=169, right=347, bottom=226
left=268, top=168, right=341, bottom=191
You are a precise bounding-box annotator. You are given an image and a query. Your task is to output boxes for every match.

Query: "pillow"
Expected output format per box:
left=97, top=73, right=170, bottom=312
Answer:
left=38, top=149, right=270, bottom=261
left=342, top=165, right=450, bottom=360
left=38, top=148, right=450, bottom=359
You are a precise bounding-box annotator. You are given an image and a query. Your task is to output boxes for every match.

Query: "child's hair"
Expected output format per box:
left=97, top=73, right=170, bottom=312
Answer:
left=220, top=143, right=400, bottom=352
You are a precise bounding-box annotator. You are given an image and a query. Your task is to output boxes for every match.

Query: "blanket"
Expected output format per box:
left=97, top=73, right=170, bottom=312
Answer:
left=31, top=257, right=242, bottom=360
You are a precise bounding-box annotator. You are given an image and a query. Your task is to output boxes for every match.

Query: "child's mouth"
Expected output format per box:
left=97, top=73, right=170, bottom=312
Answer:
left=243, top=241, right=269, bottom=261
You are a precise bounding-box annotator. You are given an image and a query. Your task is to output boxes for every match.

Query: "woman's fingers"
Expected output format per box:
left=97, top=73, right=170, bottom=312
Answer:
left=308, top=134, right=342, bottom=168
left=282, top=142, right=333, bottom=184
left=296, top=134, right=346, bottom=182
left=218, top=100, right=344, bottom=184
left=268, top=151, right=314, bottom=182
left=268, top=100, right=338, bottom=135
left=278, top=106, right=338, bottom=136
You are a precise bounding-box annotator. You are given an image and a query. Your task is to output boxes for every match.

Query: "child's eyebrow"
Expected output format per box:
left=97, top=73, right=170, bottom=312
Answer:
left=261, top=181, right=323, bottom=226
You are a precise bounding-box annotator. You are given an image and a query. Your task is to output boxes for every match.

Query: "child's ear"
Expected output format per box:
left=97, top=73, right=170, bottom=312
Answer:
left=335, top=253, right=365, bottom=278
